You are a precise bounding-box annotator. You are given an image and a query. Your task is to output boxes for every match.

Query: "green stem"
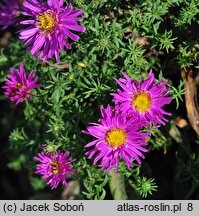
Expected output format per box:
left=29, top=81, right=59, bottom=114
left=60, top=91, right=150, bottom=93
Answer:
left=109, top=170, right=128, bottom=200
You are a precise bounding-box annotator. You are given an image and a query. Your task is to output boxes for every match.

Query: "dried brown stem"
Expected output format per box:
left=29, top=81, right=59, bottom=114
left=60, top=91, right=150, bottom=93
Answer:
left=181, top=68, right=199, bottom=135
left=45, top=60, right=69, bottom=69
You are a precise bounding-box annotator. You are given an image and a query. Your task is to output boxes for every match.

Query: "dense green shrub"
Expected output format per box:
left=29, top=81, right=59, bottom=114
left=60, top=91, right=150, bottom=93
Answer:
left=0, top=0, right=198, bottom=199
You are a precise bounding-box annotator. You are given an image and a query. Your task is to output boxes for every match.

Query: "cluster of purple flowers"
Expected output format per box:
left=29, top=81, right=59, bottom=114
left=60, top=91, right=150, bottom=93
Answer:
left=2, top=0, right=85, bottom=105
left=83, top=71, right=172, bottom=173
left=1, top=0, right=85, bottom=189
left=0, top=0, right=173, bottom=189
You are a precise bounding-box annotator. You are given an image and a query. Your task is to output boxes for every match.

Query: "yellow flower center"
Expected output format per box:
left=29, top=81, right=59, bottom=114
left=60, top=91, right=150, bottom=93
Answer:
left=37, top=11, right=57, bottom=32
left=49, top=161, right=59, bottom=174
left=106, top=128, right=126, bottom=147
left=14, top=83, right=26, bottom=91
left=132, top=91, right=151, bottom=112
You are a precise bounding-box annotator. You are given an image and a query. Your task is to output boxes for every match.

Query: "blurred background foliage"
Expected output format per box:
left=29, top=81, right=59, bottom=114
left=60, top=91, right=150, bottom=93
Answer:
left=0, top=0, right=198, bottom=199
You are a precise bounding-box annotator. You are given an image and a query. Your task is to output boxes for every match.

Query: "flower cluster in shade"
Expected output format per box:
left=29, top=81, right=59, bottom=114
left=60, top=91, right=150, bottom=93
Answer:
left=0, top=0, right=20, bottom=30
left=0, top=0, right=174, bottom=186
left=1, top=0, right=86, bottom=189
left=19, top=0, right=86, bottom=62
left=34, top=150, right=76, bottom=189
left=2, top=64, right=42, bottom=104
left=83, top=71, right=172, bottom=173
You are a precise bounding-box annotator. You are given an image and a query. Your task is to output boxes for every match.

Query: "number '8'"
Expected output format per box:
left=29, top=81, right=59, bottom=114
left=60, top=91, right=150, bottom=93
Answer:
left=187, top=203, right=193, bottom=211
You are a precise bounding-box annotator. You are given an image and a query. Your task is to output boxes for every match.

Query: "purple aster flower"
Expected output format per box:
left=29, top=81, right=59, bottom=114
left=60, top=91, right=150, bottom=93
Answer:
left=111, top=70, right=173, bottom=127
left=0, top=0, right=20, bottom=29
left=2, top=64, right=42, bottom=104
left=83, top=105, right=149, bottom=173
left=19, top=0, right=86, bottom=62
left=34, top=150, right=76, bottom=189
